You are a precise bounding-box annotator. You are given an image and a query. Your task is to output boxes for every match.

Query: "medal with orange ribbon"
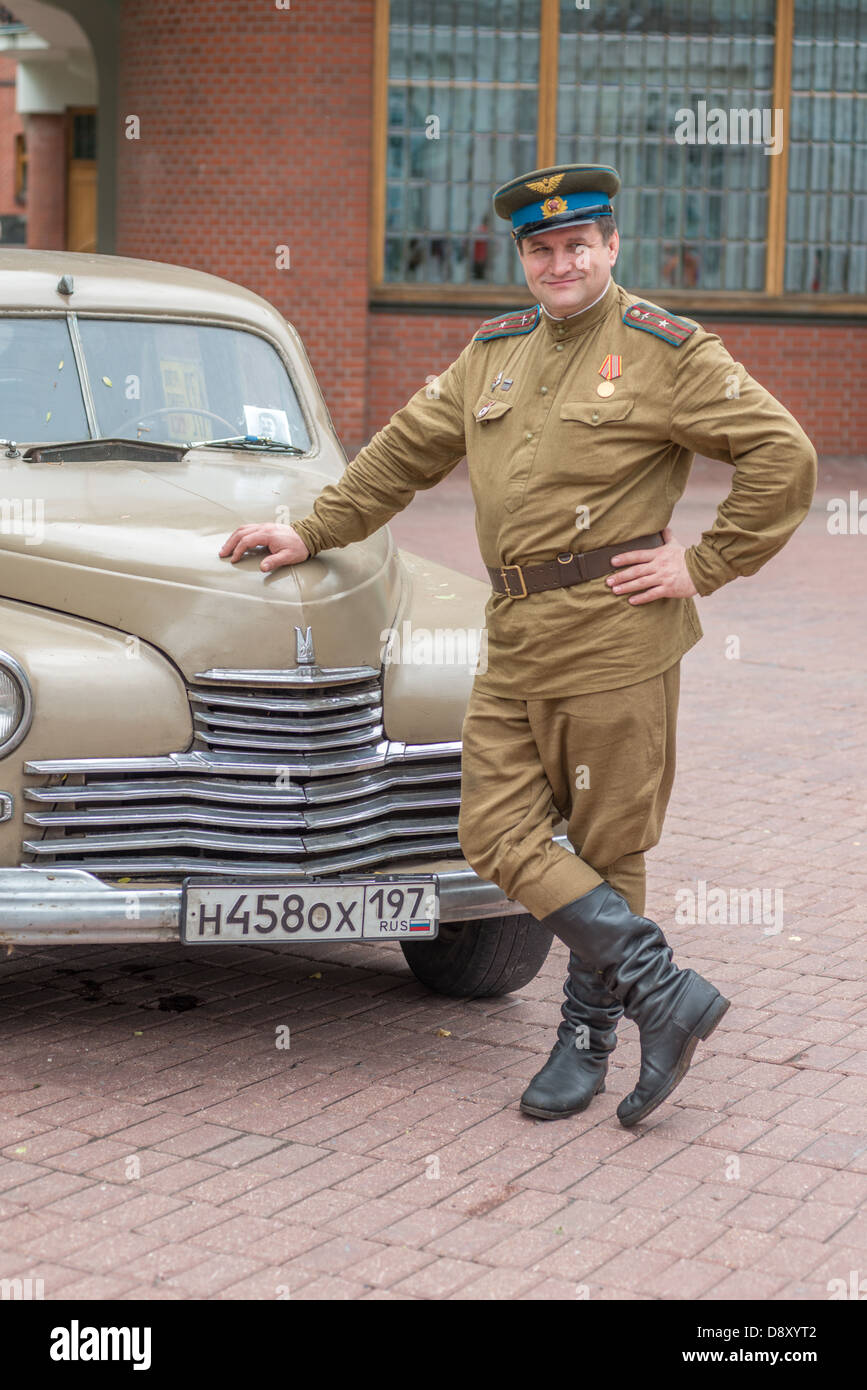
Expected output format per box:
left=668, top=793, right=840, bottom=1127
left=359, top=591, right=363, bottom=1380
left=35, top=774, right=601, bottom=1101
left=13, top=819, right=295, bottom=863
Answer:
left=597, top=354, right=622, bottom=397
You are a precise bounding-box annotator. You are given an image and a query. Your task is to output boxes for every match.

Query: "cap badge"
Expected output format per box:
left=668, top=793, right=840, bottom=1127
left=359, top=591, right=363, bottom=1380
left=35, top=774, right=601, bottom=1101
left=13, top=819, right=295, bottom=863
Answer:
left=525, top=174, right=566, bottom=195
left=541, top=195, right=569, bottom=219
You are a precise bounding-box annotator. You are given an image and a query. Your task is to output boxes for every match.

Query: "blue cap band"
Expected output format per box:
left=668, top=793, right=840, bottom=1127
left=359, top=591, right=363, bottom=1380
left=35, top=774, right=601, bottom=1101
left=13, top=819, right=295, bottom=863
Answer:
left=511, top=190, right=610, bottom=232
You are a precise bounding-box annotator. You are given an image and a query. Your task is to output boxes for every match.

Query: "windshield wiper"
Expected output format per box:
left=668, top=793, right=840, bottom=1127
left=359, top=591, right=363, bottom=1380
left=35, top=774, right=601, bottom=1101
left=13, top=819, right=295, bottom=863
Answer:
left=186, top=434, right=306, bottom=455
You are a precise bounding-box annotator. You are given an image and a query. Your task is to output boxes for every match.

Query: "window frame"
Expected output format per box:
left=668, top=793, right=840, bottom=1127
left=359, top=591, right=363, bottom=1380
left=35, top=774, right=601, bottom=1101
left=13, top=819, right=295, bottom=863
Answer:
left=370, top=0, right=867, bottom=316
left=14, top=131, right=26, bottom=207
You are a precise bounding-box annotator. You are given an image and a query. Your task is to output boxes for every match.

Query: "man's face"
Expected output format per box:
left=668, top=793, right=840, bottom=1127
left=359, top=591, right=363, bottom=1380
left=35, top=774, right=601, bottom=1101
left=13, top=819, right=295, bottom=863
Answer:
left=517, top=221, right=619, bottom=317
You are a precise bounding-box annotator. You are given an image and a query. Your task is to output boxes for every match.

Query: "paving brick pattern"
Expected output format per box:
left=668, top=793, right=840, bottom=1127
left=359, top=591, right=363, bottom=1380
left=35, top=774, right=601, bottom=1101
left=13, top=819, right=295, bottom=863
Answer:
left=0, top=459, right=864, bottom=1300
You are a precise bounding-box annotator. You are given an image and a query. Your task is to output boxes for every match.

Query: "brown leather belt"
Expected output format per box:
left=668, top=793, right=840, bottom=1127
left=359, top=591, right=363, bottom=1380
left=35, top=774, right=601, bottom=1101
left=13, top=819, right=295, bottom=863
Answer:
left=487, top=532, right=666, bottom=598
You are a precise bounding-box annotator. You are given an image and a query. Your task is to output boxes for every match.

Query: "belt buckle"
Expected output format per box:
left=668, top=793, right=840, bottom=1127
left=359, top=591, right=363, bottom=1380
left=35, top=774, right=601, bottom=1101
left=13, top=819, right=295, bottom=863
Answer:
left=499, top=563, right=527, bottom=598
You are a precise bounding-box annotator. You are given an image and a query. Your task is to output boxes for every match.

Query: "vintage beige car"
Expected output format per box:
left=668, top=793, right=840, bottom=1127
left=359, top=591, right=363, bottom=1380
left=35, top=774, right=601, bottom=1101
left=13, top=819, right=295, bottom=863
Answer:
left=0, top=249, right=556, bottom=995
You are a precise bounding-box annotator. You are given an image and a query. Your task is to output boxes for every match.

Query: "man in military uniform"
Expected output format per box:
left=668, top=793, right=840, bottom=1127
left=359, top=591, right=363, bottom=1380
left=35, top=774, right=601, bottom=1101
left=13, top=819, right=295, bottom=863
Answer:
left=221, top=165, right=817, bottom=1128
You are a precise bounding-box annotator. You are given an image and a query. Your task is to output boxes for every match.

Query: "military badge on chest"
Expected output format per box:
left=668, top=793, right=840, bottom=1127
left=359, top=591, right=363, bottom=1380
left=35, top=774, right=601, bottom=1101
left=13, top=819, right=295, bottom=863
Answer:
left=597, top=353, right=622, bottom=397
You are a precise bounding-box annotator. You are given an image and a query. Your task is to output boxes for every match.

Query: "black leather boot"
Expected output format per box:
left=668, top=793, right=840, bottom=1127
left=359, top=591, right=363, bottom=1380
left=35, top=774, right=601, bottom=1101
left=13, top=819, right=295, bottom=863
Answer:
left=520, top=952, right=622, bottom=1119
left=540, top=883, right=730, bottom=1128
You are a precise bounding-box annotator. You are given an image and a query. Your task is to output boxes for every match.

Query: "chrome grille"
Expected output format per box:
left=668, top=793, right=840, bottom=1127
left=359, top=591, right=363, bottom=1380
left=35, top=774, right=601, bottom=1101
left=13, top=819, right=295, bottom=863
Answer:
left=22, top=664, right=463, bottom=880
left=189, top=671, right=383, bottom=752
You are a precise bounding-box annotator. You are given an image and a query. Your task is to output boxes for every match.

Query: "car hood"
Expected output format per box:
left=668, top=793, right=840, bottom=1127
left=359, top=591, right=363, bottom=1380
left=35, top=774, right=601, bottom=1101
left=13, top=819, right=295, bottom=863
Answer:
left=0, top=448, right=404, bottom=677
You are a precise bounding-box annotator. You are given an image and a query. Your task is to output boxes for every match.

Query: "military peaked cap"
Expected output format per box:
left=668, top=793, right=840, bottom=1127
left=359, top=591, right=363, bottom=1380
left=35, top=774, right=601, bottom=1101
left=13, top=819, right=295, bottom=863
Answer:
left=493, top=164, right=621, bottom=241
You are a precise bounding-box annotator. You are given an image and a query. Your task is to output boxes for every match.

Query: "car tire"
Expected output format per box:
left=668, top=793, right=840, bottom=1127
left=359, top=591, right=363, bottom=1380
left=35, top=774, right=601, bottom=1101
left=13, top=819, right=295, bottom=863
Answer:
left=399, top=913, right=553, bottom=998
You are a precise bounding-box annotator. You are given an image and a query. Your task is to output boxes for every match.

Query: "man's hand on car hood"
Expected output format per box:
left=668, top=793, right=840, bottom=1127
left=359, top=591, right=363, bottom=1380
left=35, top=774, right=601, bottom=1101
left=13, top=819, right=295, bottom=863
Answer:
left=220, top=523, right=310, bottom=572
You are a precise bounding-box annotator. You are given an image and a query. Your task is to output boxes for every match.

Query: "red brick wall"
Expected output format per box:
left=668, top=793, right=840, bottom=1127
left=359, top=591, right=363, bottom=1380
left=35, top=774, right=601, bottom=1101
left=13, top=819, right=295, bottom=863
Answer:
left=115, top=0, right=375, bottom=455
left=367, top=310, right=865, bottom=456
left=25, top=112, right=65, bottom=249
left=0, top=54, right=23, bottom=215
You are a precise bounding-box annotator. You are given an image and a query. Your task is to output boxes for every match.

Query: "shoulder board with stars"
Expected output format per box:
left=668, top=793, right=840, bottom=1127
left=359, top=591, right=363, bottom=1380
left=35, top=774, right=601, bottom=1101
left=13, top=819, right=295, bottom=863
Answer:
left=472, top=304, right=541, bottom=343
left=622, top=301, right=698, bottom=347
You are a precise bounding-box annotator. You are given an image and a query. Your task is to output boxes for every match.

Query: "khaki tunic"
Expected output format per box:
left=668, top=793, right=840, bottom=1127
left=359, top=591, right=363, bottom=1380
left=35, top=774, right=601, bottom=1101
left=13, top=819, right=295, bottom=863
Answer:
left=292, top=277, right=817, bottom=699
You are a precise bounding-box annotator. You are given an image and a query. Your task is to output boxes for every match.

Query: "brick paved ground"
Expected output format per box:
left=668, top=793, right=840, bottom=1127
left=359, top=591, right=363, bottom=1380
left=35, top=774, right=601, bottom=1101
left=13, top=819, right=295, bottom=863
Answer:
left=1, top=457, right=865, bottom=1301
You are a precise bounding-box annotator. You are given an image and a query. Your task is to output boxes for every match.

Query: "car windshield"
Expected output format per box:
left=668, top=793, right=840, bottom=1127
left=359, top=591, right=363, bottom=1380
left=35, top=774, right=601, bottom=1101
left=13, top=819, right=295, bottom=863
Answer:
left=0, top=315, right=311, bottom=450
left=0, top=317, right=89, bottom=443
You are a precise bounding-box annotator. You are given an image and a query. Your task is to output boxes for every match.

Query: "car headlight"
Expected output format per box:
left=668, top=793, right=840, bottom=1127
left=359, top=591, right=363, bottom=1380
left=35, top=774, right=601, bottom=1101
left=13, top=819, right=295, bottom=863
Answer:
left=0, top=651, right=33, bottom=756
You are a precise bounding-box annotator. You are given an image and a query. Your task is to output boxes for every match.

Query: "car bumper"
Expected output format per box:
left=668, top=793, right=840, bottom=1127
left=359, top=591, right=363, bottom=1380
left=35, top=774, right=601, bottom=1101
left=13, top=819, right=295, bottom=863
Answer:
left=0, top=849, right=571, bottom=944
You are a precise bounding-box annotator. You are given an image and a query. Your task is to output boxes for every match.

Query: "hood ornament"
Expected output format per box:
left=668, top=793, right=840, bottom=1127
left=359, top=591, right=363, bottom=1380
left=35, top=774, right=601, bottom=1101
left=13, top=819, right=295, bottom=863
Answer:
left=295, top=625, right=315, bottom=666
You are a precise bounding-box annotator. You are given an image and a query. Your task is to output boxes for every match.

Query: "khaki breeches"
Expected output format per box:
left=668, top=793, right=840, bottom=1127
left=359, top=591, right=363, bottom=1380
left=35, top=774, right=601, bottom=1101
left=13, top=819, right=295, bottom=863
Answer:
left=458, top=662, right=681, bottom=921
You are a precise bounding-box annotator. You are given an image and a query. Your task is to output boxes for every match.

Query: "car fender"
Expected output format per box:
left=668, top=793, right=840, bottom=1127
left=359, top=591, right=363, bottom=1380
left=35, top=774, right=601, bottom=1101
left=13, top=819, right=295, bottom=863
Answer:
left=382, top=551, right=490, bottom=744
left=0, top=599, right=190, bottom=865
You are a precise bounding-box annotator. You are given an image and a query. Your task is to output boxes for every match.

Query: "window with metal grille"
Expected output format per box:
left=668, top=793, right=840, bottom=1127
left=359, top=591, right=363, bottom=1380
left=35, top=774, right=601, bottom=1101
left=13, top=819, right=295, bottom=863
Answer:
left=377, top=0, right=867, bottom=304
left=385, top=0, right=541, bottom=286
left=556, top=0, right=776, bottom=293
left=785, top=0, right=867, bottom=293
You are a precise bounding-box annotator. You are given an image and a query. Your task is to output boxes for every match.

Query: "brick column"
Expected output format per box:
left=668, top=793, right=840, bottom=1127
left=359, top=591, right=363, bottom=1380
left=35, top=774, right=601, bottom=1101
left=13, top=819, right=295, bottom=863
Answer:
left=25, top=113, right=66, bottom=249
left=116, top=0, right=375, bottom=455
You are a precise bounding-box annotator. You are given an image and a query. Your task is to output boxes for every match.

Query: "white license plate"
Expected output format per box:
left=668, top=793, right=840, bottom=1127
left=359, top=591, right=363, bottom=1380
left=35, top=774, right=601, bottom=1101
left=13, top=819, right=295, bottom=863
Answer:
left=182, top=877, right=439, bottom=944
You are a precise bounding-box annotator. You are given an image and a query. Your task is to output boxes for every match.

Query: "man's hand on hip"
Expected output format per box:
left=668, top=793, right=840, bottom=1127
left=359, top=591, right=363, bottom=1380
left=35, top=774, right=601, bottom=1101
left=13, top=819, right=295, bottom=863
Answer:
left=219, top=523, right=310, bottom=573
left=606, top=527, right=698, bottom=604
